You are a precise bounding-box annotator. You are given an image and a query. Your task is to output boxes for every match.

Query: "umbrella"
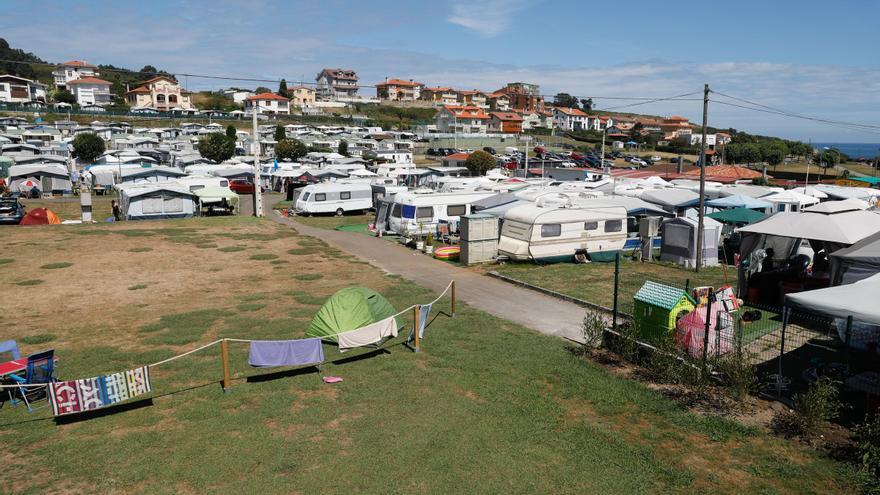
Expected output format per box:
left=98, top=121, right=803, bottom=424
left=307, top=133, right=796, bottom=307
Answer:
left=18, top=179, right=39, bottom=191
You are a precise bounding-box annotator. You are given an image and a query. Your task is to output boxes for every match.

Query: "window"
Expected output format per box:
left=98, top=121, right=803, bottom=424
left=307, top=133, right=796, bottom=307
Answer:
left=417, top=207, right=434, bottom=220
left=141, top=196, right=163, bottom=214
left=584, top=221, right=598, bottom=231
left=189, top=185, right=204, bottom=192
left=604, top=220, right=623, bottom=233
left=541, top=224, right=561, bottom=238
left=447, top=204, right=466, bottom=216
left=156, top=94, right=165, bottom=103
left=340, top=191, right=351, bottom=200
left=301, top=192, right=311, bottom=201
left=219, top=180, right=228, bottom=187
left=391, top=203, right=402, bottom=218
left=777, top=204, right=785, bottom=212
left=164, top=196, right=183, bottom=213
left=314, top=193, right=326, bottom=202
left=792, top=204, right=799, bottom=212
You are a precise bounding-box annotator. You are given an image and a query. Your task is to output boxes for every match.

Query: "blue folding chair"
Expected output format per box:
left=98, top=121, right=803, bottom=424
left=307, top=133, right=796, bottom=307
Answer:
left=8, top=349, right=57, bottom=412
left=0, top=340, right=20, bottom=361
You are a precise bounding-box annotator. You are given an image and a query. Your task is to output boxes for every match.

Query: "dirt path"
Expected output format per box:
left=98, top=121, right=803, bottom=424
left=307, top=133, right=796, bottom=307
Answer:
left=247, top=194, right=589, bottom=344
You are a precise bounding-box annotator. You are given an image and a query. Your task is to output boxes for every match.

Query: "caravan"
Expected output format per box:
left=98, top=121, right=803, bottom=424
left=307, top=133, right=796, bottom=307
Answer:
left=294, top=182, right=373, bottom=216
left=387, top=190, right=496, bottom=236
left=498, top=204, right=628, bottom=263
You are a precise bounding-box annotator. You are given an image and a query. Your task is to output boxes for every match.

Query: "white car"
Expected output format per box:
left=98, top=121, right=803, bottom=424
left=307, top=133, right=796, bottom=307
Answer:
left=650, top=155, right=662, bottom=162
left=631, top=158, right=648, bottom=167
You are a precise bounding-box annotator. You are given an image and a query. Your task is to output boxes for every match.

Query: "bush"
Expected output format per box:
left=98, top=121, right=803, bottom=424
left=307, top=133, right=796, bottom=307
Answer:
left=645, top=338, right=703, bottom=386
left=855, top=415, right=880, bottom=490
left=717, top=351, right=759, bottom=400
left=581, top=310, right=606, bottom=351
left=774, top=377, right=841, bottom=436
left=606, top=320, right=641, bottom=363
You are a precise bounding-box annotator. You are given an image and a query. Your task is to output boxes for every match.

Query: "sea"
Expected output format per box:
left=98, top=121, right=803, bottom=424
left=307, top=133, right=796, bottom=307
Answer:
left=811, top=143, right=880, bottom=159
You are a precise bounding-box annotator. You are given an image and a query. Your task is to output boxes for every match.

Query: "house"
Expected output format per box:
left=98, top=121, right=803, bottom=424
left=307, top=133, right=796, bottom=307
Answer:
left=125, top=76, right=193, bottom=110
left=458, top=90, right=487, bottom=108
left=488, top=112, right=524, bottom=134
left=585, top=115, right=613, bottom=131
left=441, top=152, right=471, bottom=168
left=222, top=89, right=254, bottom=105
left=435, top=105, right=489, bottom=134
left=420, top=87, right=458, bottom=106
left=67, top=77, right=113, bottom=106
left=487, top=92, right=510, bottom=111
left=52, top=60, right=99, bottom=90
left=661, top=115, right=692, bottom=140
left=243, top=93, right=290, bottom=115
left=0, top=75, right=47, bottom=103
left=375, top=78, right=424, bottom=102
left=315, top=68, right=359, bottom=101
left=632, top=280, right=696, bottom=341
left=493, top=82, right=544, bottom=112
left=289, top=86, right=316, bottom=106
left=553, top=107, right=589, bottom=131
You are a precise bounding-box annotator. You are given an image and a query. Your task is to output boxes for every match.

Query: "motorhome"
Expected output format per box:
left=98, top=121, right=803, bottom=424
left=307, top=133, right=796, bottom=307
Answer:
left=294, top=182, right=373, bottom=216
left=176, top=174, right=230, bottom=192
left=497, top=204, right=628, bottom=263
left=387, top=189, right=496, bottom=236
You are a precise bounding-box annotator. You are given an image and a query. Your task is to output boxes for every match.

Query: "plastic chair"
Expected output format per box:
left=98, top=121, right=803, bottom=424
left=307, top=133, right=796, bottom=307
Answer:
left=0, top=340, right=20, bottom=361
left=8, top=349, right=56, bottom=412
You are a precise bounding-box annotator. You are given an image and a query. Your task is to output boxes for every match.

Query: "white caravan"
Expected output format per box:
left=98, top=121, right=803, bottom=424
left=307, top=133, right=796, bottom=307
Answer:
left=497, top=204, right=628, bottom=263
left=387, top=189, right=496, bottom=236
left=294, top=182, right=373, bottom=216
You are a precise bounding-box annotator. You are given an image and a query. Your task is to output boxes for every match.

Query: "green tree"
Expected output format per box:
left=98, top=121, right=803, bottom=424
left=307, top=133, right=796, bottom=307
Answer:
left=255, top=86, right=271, bottom=94
left=275, top=138, right=308, bottom=161
left=140, top=65, right=158, bottom=76
left=226, top=125, right=237, bottom=140
left=763, top=144, right=786, bottom=170
left=464, top=150, right=496, bottom=176
left=553, top=93, right=579, bottom=109
left=71, top=132, right=105, bottom=164
left=580, top=98, right=594, bottom=112
left=274, top=125, right=286, bottom=142
left=198, top=132, right=235, bottom=163
left=54, top=90, right=77, bottom=105
left=740, top=143, right=762, bottom=166
left=278, top=78, right=289, bottom=98
left=338, top=140, right=349, bottom=157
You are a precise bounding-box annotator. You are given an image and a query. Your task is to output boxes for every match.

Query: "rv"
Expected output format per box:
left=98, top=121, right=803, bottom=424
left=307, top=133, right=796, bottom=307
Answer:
left=294, top=182, right=373, bottom=216
left=497, top=204, right=628, bottom=263
left=387, top=189, right=496, bottom=236
left=176, top=175, right=230, bottom=192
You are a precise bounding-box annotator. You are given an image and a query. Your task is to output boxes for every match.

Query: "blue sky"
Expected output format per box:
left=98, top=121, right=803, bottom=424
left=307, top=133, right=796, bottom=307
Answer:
left=3, top=0, right=879, bottom=142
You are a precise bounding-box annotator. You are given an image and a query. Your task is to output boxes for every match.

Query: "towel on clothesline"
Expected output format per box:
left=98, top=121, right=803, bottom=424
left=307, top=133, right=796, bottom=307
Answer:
left=337, top=316, right=398, bottom=351
left=248, top=338, right=324, bottom=367
left=407, top=303, right=432, bottom=342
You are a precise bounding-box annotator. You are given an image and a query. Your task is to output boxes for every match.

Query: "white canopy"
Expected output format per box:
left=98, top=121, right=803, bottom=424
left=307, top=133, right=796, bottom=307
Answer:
left=738, top=210, right=880, bottom=245
left=787, top=273, right=880, bottom=325
left=348, top=168, right=377, bottom=177
left=762, top=190, right=820, bottom=206
left=803, top=199, right=869, bottom=214
left=790, top=186, right=828, bottom=199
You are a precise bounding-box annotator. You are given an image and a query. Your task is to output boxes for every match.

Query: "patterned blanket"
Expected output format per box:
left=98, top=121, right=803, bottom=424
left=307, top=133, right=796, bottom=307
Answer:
left=48, top=366, right=152, bottom=417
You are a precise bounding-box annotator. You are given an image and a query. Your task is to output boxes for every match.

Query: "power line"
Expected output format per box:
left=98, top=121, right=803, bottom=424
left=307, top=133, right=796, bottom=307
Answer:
left=711, top=100, right=880, bottom=136
left=711, top=90, right=880, bottom=131
left=602, top=91, right=704, bottom=111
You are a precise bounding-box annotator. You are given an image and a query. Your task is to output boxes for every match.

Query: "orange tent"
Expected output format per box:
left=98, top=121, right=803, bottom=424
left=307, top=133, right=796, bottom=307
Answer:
left=20, top=208, right=61, bottom=225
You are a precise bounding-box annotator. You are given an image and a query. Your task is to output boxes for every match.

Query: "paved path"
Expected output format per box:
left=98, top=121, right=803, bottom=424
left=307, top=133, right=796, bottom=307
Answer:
left=247, top=194, right=588, bottom=343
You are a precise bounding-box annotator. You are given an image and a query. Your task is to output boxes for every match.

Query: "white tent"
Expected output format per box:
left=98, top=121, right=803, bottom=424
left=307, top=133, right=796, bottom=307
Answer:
left=117, top=183, right=196, bottom=220
left=787, top=273, right=880, bottom=325
left=761, top=190, right=820, bottom=212
left=830, top=231, right=880, bottom=285
left=790, top=186, right=828, bottom=199
left=737, top=210, right=880, bottom=245
left=803, top=199, right=869, bottom=214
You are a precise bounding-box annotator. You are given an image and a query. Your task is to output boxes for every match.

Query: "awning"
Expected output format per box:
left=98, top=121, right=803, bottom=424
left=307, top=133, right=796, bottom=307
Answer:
left=705, top=194, right=772, bottom=209
left=737, top=210, right=880, bottom=245
left=786, top=273, right=880, bottom=325
left=707, top=207, right=767, bottom=225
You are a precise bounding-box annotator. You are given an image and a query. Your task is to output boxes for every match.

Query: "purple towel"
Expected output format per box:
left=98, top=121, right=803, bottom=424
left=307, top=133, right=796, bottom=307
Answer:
left=248, top=338, right=324, bottom=367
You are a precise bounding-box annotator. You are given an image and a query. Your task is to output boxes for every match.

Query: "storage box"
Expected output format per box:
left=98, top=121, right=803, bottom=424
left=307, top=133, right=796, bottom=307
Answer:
left=461, top=239, right=498, bottom=265
left=461, top=214, right=499, bottom=242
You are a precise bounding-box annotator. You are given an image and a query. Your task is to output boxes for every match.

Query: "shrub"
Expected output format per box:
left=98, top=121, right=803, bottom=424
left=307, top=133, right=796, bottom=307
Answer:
left=581, top=310, right=606, bottom=351
left=855, top=415, right=880, bottom=490
left=646, top=338, right=703, bottom=386
left=606, top=320, right=640, bottom=363
left=717, top=351, right=759, bottom=400
left=796, top=376, right=841, bottom=430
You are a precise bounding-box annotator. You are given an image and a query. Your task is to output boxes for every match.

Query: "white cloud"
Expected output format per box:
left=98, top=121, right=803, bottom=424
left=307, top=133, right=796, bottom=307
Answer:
left=447, top=0, right=527, bottom=37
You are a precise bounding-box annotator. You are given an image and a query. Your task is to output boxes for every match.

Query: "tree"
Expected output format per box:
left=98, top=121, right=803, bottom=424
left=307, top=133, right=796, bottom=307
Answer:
left=140, top=65, right=158, bottom=75
left=274, top=125, right=286, bottom=142
left=54, top=90, right=76, bottom=105
left=198, top=132, right=235, bottom=163
left=740, top=143, right=762, bottom=166
left=226, top=125, right=237, bottom=140
left=553, top=93, right=578, bottom=109
left=464, top=150, right=496, bottom=176
left=580, top=98, right=594, bottom=112
left=275, top=138, right=308, bottom=161
left=71, top=133, right=105, bottom=164
left=338, top=140, right=349, bottom=157
left=255, top=86, right=271, bottom=94
left=278, top=78, right=289, bottom=98
left=763, top=144, right=786, bottom=170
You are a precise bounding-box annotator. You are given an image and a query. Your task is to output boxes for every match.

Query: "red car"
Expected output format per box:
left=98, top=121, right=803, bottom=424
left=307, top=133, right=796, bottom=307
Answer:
left=229, top=179, right=264, bottom=194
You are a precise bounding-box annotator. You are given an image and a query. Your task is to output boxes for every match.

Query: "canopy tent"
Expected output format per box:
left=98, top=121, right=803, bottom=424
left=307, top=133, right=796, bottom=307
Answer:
left=815, top=184, right=880, bottom=201
left=640, top=189, right=700, bottom=211
left=737, top=210, right=880, bottom=245
left=761, top=190, right=820, bottom=211
left=803, top=199, right=870, bottom=214
left=716, top=184, right=781, bottom=198
left=306, top=287, right=398, bottom=342
left=830, top=231, right=880, bottom=285
left=20, top=207, right=61, bottom=225
left=705, top=194, right=772, bottom=210
left=787, top=273, right=880, bottom=326
left=790, top=186, right=828, bottom=199
left=707, top=207, right=767, bottom=225
left=641, top=176, right=672, bottom=187
left=193, top=186, right=240, bottom=214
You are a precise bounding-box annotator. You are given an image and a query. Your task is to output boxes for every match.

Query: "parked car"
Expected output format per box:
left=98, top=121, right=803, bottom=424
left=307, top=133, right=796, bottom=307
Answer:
left=0, top=197, right=26, bottom=225
left=426, top=148, right=438, bottom=156
left=229, top=179, right=264, bottom=195
left=482, top=146, right=496, bottom=155
left=650, top=155, right=662, bottom=162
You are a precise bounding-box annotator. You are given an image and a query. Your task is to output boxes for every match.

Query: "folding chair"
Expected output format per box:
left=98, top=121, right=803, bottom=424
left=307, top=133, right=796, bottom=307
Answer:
left=0, top=340, right=22, bottom=405
left=8, top=349, right=57, bottom=412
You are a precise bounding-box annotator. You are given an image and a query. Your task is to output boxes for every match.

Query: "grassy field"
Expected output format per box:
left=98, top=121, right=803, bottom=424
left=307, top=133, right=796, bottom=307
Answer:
left=16, top=195, right=116, bottom=223
left=0, top=217, right=856, bottom=493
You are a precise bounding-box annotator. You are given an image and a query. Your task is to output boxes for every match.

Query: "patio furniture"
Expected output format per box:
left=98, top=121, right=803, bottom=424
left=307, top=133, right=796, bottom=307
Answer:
left=8, top=350, right=57, bottom=412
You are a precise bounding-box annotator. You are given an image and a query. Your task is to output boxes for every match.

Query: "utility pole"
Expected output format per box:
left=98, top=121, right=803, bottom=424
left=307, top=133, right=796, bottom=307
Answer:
left=600, top=127, right=606, bottom=172
left=695, top=83, right=709, bottom=272
left=252, top=102, right=263, bottom=217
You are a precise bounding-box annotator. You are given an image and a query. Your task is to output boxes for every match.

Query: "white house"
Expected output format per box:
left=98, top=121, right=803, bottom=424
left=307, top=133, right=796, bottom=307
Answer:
left=223, top=89, right=254, bottom=105
left=552, top=107, right=589, bottom=131
left=243, top=93, right=291, bottom=115
left=316, top=68, right=359, bottom=101
left=67, top=77, right=114, bottom=106
left=52, top=60, right=99, bottom=90
left=0, top=75, right=47, bottom=103
left=435, top=105, right=489, bottom=134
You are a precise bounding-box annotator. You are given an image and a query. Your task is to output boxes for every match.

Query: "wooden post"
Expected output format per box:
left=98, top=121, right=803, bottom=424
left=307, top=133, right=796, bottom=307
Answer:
left=451, top=281, right=456, bottom=317
left=221, top=339, right=231, bottom=391
left=413, top=305, right=421, bottom=353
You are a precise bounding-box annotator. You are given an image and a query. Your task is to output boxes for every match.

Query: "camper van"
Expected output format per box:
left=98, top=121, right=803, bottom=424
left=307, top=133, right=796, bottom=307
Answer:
left=387, top=189, right=496, bottom=236
left=497, top=204, right=628, bottom=263
left=176, top=175, right=230, bottom=192
left=294, top=182, right=373, bottom=216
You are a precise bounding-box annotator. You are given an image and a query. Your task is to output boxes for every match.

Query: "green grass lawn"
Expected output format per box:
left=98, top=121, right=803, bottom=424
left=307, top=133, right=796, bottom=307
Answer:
left=0, top=219, right=856, bottom=493
left=291, top=212, right=375, bottom=231
left=18, top=195, right=116, bottom=222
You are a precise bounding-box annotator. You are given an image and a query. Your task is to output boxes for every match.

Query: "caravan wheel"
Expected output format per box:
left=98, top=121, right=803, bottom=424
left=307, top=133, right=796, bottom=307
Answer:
left=335, top=208, right=344, bottom=216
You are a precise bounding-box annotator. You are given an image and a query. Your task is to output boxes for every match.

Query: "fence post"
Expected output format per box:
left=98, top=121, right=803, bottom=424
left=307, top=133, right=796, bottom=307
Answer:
left=612, top=252, right=620, bottom=331
left=413, top=305, right=421, bottom=353
left=845, top=315, right=853, bottom=370
left=702, top=295, right=713, bottom=369
left=777, top=307, right=789, bottom=399
left=451, top=280, right=456, bottom=318
left=220, top=339, right=231, bottom=392
left=684, top=278, right=690, bottom=294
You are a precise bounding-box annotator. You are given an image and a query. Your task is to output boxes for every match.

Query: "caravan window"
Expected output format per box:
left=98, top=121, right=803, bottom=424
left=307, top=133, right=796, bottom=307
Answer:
left=340, top=191, right=351, bottom=200
left=302, top=192, right=311, bottom=201
left=447, top=204, right=466, bottom=216
left=604, top=220, right=623, bottom=233
left=219, top=180, right=228, bottom=187
left=584, top=221, right=598, bottom=231
left=541, top=224, right=561, bottom=238
left=416, top=207, right=433, bottom=220
left=189, top=185, right=204, bottom=192
left=391, top=203, right=402, bottom=218
left=314, top=193, right=326, bottom=202
left=142, top=195, right=163, bottom=214
left=164, top=195, right=183, bottom=212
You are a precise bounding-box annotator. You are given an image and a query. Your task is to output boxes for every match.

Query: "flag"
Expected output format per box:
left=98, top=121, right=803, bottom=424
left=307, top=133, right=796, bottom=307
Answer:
left=273, top=158, right=279, bottom=172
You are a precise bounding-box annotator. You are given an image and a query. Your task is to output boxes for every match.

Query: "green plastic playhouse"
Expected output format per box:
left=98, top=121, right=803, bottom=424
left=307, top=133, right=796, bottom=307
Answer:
left=632, top=281, right=696, bottom=341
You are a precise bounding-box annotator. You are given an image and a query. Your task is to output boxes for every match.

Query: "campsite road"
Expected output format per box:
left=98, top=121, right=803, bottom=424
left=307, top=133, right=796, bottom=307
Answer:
left=248, top=194, right=589, bottom=344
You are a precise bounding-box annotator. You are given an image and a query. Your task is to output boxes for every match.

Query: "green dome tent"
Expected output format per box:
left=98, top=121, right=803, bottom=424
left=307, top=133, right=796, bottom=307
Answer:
left=306, top=287, right=397, bottom=342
